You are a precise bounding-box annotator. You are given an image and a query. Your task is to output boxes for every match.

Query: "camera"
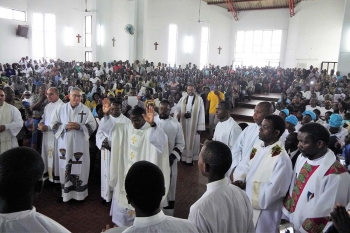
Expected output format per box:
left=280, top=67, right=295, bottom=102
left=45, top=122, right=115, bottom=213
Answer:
left=184, top=111, right=191, bottom=119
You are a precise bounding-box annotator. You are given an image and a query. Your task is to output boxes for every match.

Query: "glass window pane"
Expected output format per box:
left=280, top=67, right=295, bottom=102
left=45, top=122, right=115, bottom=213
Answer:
left=237, top=31, right=244, bottom=40
left=263, top=30, right=272, bottom=38
left=272, top=30, right=282, bottom=45
left=200, top=27, right=209, bottom=69
left=85, top=16, right=92, bottom=33
left=86, top=51, right=92, bottom=62
left=45, top=14, right=55, bottom=31
left=235, top=53, right=244, bottom=59
left=0, top=7, right=12, bottom=19
left=271, top=46, right=280, bottom=53
left=245, top=31, right=253, bottom=39
left=45, top=32, right=56, bottom=58
left=32, top=31, right=44, bottom=58
left=201, top=27, right=209, bottom=42
left=13, top=10, right=25, bottom=21
left=253, top=45, right=261, bottom=53
left=235, top=45, right=243, bottom=53
left=33, top=13, right=43, bottom=30
left=270, top=53, right=280, bottom=59
left=244, top=45, right=252, bottom=53
left=262, top=45, right=270, bottom=53
left=86, top=34, right=91, bottom=47
left=168, top=24, right=177, bottom=66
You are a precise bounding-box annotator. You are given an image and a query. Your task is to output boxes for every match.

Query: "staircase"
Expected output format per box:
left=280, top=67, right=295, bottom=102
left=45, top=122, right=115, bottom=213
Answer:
left=230, top=93, right=280, bottom=123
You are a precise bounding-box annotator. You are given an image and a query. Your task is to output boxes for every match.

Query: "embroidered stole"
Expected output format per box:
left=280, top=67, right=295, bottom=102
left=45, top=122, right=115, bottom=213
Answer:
left=181, top=95, right=199, bottom=150
left=0, top=103, right=12, bottom=153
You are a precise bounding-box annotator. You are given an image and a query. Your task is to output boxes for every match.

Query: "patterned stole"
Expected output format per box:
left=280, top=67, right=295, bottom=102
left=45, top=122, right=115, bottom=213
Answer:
left=181, top=95, right=199, bottom=150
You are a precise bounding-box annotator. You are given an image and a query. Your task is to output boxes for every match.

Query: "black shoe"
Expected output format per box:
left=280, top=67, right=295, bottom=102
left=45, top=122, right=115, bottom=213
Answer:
left=56, top=197, right=63, bottom=203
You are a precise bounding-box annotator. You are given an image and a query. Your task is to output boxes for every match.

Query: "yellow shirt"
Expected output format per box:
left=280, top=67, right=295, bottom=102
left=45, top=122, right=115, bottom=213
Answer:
left=207, top=91, right=224, bottom=114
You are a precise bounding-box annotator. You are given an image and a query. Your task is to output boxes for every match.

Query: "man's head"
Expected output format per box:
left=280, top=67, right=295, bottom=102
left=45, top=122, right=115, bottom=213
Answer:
left=46, top=87, right=59, bottom=103
left=253, top=102, right=273, bottom=125
left=129, top=88, right=137, bottom=96
left=298, top=123, right=330, bottom=160
left=69, top=87, right=83, bottom=107
left=158, top=100, right=171, bottom=120
left=215, top=101, right=231, bottom=121
left=198, top=141, right=232, bottom=178
left=0, top=147, right=44, bottom=203
left=187, top=84, right=195, bottom=96
left=110, top=101, right=122, bottom=118
left=0, top=88, right=5, bottom=106
left=259, top=115, right=286, bottom=144
left=285, top=132, right=298, bottom=152
left=130, top=107, right=146, bottom=129
left=3, top=87, right=14, bottom=103
left=125, top=161, right=165, bottom=215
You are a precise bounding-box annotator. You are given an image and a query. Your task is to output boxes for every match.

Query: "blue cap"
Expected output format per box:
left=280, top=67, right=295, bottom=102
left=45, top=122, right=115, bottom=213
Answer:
left=281, top=109, right=289, bottom=117
left=285, top=115, right=298, bottom=126
left=329, top=114, right=343, bottom=128
left=302, top=110, right=316, bottom=120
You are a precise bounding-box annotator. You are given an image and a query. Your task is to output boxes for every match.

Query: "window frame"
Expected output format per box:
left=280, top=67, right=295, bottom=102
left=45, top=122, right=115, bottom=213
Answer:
left=0, top=6, right=26, bottom=22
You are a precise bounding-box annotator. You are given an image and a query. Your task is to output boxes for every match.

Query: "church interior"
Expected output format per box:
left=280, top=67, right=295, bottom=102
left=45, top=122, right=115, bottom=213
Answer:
left=1, top=0, right=350, bottom=232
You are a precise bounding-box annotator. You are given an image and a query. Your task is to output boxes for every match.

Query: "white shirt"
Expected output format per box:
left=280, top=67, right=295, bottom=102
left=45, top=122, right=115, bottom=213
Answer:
left=0, top=207, right=70, bottom=233
left=189, top=178, right=254, bottom=233
left=106, top=211, right=199, bottom=233
left=213, top=117, right=242, bottom=149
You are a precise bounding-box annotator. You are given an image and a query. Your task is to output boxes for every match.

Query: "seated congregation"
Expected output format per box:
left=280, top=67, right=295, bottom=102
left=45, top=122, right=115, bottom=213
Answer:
left=0, top=57, right=350, bottom=233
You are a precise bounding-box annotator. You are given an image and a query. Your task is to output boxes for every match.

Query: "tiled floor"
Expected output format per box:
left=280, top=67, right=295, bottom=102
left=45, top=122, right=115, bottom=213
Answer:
left=34, top=149, right=207, bottom=233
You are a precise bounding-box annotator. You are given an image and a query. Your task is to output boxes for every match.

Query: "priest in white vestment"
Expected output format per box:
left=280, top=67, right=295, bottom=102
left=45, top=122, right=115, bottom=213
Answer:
left=0, top=147, right=69, bottom=233
left=0, top=88, right=23, bottom=154
left=51, top=87, right=97, bottom=202
left=229, top=102, right=273, bottom=179
left=154, top=99, right=185, bottom=216
left=174, top=84, right=205, bottom=163
left=212, top=101, right=242, bottom=152
left=104, top=101, right=170, bottom=227
left=282, top=123, right=350, bottom=233
left=96, top=100, right=130, bottom=202
left=189, top=141, right=255, bottom=233
left=233, top=115, right=293, bottom=233
left=38, top=87, right=64, bottom=183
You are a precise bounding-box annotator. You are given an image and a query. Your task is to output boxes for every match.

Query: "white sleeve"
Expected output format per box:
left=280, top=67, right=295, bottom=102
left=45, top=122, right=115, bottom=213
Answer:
left=4, top=107, right=23, bottom=137
left=149, top=125, right=168, bottom=153
left=96, top=117, right=114, bottom=149
left=228, top=123, right=242, bottom=149
left=171, top=123, right=185, bottom=160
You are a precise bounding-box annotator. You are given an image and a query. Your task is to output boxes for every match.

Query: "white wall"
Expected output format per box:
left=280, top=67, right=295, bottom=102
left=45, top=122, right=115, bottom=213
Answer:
left=0, top=0, right=28, bottom=64
left=230, top=8, right=290, bottom=67
left=141, top=0, right=232, bottom=67
left=284, top=0, right=345, bottom=69
left=337, top=0, right=350, bottom=75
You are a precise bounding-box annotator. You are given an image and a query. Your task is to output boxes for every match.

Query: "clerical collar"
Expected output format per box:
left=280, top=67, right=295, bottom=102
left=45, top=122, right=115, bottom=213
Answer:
left=207, top=177, right=228, bottom=192
left=133, top=210, right=165, bottom=228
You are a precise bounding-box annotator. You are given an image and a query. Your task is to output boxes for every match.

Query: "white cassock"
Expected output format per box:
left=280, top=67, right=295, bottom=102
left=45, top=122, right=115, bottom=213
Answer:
left=174, top=94, right=205, bottom=163
left=213, top=117, right=242, bottom=151
left=154, top=115, right=185, bottom=215
left=279, top=129, right=289, bottom=144
left=188, top=178, right=255, bottom=233
left=0, top=102, right=23, bottom=154
left=235, top=141, right=293, bottom=233
left=96, top=114, right=131, bottom=202
left=40, top=99, right=64, bottom=183
left=229, top=123, right=261, bottom=178
left=105, top=211, right=199, bottom=233
left=51, top=102, right=97, bottom=202
left=0, top=207, right=69, bottom=233
left=282, top=149, right=350, bottom=233
left=109, top=122, right=170, bottom=227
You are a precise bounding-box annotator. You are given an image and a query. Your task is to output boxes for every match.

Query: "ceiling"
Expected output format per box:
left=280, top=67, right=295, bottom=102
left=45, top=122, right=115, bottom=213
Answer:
left=203, top=0, right=302, bottom=19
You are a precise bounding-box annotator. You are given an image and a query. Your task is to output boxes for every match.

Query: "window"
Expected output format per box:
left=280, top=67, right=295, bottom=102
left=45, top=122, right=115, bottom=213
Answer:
left=85, top=16, right=92, bottom=47
left=0, top=6, right=26, bottom=21
left=32, top=13, right=56, bottom=60
left=200, top=27, right=210, bottom=69
left=168, top=24, right=177, bottom=67
left=234, top=30, right=282, bottom=67
left=85, top=51, right=92, bottom=62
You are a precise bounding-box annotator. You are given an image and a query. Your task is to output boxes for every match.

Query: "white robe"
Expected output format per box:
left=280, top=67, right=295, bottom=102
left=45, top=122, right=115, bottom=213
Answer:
left=174, top=94, right=205, bottom=163
left=213, top=117, right=242, bottom=150
left=40, top=99, right=64, bottom=183
left=105, top=211, right=199, bottom=233
left=236, top=141, right=293, bottom=233
left=0, top=207, right=70, bottom=233
left=229, top=123, right=260, bottom=177
left=109, top=122, right=170, bottom=227
left=188, top=178, right=255, bottom=233
left=154, top=115, right=185, bottom=214
left=0, top=102, right=22, bottom=153
left=282, top=150, right=350, bottom=233
left=51, top=103, right=97, bottom=202
left=96, top=114, right=131, bottom=202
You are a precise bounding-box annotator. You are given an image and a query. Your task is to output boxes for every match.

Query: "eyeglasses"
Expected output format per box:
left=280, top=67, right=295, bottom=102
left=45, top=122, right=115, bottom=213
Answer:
left=71, top=94, right=82, bottom=98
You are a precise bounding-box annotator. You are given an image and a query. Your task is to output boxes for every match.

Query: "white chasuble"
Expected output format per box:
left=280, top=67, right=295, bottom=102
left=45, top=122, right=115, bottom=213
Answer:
left=0, top=102, right=22, bottom=153
left=41, top=99, right=63, bottom=182
left=109, top=122, right=170, bottom=226
left=51, top=102, right=96, bottom=202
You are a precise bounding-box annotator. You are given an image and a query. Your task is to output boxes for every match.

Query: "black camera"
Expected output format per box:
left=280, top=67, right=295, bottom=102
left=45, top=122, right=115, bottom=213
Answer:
left=184, top=112, right=191, bottom=119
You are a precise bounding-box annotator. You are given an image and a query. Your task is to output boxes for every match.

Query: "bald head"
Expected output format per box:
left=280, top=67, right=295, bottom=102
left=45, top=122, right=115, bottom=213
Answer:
left=253, top=102, right=273, bottom=125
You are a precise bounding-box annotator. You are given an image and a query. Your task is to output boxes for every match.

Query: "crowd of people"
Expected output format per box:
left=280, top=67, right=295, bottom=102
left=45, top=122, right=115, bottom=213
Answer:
left=0, top=56, right=350, bottom=233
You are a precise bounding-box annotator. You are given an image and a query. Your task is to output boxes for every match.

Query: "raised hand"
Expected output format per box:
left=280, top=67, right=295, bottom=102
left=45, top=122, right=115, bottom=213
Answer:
left=142, top=105, right=155, bottom=125
left=102, top=98, right=111, bottom=115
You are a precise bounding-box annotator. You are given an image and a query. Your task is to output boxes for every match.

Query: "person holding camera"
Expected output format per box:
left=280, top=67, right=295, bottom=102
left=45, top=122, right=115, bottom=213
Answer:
left=207, top=85, right=224, bottom=137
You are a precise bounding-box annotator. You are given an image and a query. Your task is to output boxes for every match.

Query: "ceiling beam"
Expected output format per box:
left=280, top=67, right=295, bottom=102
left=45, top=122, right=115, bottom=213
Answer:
left=289, top=0, right=295, bottom=17
left=228, top=6, right=288, bottom=11
left=207, top=0, right=261, bottom=5
left=225, top=0, right=239, bottom=20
